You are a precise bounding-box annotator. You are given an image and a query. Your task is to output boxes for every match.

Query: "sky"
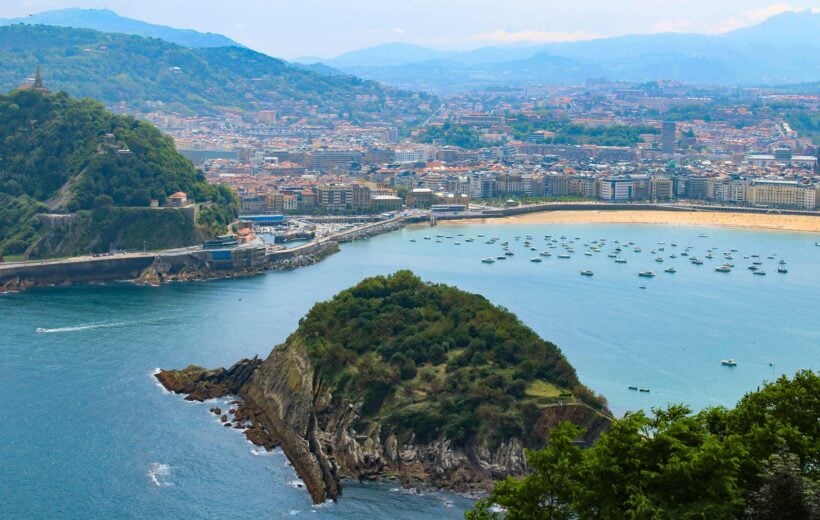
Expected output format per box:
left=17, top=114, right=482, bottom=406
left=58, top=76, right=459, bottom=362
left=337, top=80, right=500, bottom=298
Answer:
left=1, top=0, right=819, bottom=59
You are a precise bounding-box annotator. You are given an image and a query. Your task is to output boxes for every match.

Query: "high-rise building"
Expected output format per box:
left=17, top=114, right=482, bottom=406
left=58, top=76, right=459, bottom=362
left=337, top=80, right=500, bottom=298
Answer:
left=661, top=121, right=676, bottom=154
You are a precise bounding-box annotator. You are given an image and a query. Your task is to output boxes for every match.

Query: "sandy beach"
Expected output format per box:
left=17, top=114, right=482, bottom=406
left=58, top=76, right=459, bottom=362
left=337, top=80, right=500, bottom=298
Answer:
left=445, top=210, right=820, bottom=233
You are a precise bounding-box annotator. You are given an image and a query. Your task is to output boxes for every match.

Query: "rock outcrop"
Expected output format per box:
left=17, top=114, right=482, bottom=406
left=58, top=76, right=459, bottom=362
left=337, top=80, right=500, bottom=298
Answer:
left=158, top=341, right=611, bottom=504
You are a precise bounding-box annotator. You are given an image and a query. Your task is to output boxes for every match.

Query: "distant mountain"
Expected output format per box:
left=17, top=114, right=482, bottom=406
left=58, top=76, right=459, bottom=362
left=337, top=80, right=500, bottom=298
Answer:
left=0, top=8, right=240, bottom=48
left=308, top=42, right=457, bottom=68
left=0, top=24, right=436, bottom=123
left=323, top=10, right=820, bottom=91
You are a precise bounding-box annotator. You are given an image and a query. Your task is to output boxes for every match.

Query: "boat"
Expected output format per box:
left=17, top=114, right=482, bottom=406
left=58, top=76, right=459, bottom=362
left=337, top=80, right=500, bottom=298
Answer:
left=691, top=258, right=704, bottom=265
left=557, top=254, right=571, bottom=259
left=639, top=388, right=651, bottom=393
left=665, top=267, right=676, bottom=273
left=585, top=251, right=593, bottom=256
left=505, top=251, right=514, bottom=256
left=698, top=234, right=709, bottom=238
left=721, top=359, right=737, bottom=367
left=681, top=251, right=689, bottom=257
left=423, top=236, right=431, bottom=240
left=454, top=242, right=461, bottom=245
left=715, top=265, right=732, bottom=273
left=531, top=257, right=542, bottom=263
left=634, top=247, right=642, bottom=253
left=748, top=265, right=758, bottom=271
left=465, top=238, right=474, bottom=242
left=496, top=256, right=506, bottom=260
left=705, top=253, right=713, bottom=259
left=655, top=257, right=664, bottom=263
left=670, top=254, right=677, bottom=259
left=580, top=270, right=594, bottom=276
left=481, top=258, right=495, bottom=264
left=628, top=385, right=638, bottom=391
left=540, top=251, right=552, bottom=257
left=638, top=286, right=647, bottom=289
left=779, top=260, right=787, bottom=265
left=754, top=270, right=766, bottom=276
left=638, top=271, right=656, bottom=277
left=777, top=268, right=788, bottom=274
left=409, top=239, right=416, bottom=242
left=615, top=258, right=627, bottom=264
left=608, top=253, right=617, bottom=258
left=753, top=261, right=762, bottom=265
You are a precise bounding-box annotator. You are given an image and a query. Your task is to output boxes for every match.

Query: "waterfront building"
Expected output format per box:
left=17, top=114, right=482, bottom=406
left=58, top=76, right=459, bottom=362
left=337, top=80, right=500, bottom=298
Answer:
left=599, top=178, right=634, bottom=201
left=746, top=181, right=817, bottom=210
left=406, top=188, right=434, bottom=208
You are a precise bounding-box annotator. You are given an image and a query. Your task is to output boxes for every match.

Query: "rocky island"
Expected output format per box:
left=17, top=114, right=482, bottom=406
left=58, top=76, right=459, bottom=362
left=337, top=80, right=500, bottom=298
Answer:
left=157, top=271, right=611, bottom=503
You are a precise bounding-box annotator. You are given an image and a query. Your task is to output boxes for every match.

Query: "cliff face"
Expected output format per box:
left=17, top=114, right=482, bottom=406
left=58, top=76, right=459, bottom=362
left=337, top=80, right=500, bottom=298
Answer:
left=158, top=341, right=611, bottom=504
left=157, top=271, right=613, bottom=504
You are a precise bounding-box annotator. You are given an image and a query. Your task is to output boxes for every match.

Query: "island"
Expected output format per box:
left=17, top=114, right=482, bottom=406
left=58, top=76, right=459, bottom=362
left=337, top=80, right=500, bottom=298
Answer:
left=157, top=270, right=611, bottom=503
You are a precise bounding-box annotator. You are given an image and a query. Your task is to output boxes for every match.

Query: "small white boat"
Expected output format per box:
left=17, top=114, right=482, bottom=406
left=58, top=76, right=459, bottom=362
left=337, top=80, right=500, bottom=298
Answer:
left=665, top=267, right=676, bottom=273
left=721, top=359, right=737, bottom=367
left=580, top=270, right=594, bottom=276
left=531, top=257, right=542, bottom=263
left=481, top=258, right=495, bottom=264
left=638, top=271, right=656, bottom=278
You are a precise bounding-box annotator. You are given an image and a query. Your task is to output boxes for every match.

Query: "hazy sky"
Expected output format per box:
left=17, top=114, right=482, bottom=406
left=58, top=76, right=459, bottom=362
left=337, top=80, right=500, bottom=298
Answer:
left=2, top=1, right=819, bottom=58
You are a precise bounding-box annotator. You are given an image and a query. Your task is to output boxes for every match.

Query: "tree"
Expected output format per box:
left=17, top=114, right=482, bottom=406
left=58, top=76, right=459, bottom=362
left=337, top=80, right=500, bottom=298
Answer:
left=746, top=452, right=820, bottom=520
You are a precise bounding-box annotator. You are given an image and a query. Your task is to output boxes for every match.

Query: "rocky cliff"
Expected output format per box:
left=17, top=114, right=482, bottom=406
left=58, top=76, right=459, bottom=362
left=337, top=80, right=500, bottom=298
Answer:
left=157, top=272, right=612, bottom=504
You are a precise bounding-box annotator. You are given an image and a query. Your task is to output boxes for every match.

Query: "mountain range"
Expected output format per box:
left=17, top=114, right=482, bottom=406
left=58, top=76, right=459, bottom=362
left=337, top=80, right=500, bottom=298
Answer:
left=0, top=8, right=240, bottom=48
left=0, top=24, right=435, bottom=122
left=299, top=10, right=820, bottom=91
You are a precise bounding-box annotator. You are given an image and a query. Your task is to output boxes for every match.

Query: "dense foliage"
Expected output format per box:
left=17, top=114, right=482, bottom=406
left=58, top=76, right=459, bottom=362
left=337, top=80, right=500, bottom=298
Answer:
left=416, top=121, right=482, bottom=149
left=415, top=117, right=658, bottom=149
left=294, top=271, right=606, bottom=448
left=468, top=370, right=820, bottom=519
left=0, top=24, right=437, bottom=123
left=0, top=89, right=237, bottom=257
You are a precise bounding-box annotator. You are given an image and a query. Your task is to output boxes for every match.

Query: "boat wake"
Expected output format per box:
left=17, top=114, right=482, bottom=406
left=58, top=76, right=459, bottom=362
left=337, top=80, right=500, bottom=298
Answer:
left=36, top=322, right=128, bottom=333
left=148, top=462, right=173, bottom=487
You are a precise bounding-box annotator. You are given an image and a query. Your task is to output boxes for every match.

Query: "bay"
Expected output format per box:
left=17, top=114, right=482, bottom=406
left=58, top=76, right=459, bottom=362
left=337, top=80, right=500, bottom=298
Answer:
left=1, top=222, right=818, bottom=518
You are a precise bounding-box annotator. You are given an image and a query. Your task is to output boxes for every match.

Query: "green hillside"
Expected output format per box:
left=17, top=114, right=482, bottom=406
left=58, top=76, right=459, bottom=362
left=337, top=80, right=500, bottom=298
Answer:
left=0, top=24, right=436, bottom=122
left=0, top=89, right=237, bottom=259
left=297, top=270, right=607, bottom=447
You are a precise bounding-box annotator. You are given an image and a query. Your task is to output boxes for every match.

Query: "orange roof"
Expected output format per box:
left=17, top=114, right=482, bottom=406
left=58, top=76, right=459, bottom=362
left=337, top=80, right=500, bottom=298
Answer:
left=169, top=191, right=187, bottom=199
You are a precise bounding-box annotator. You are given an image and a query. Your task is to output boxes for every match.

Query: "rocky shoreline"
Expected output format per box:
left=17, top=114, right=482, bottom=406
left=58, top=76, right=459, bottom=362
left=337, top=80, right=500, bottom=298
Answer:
left=134, top=241, right=340, bottom=287
left=156, top=344, right=611, bottom=504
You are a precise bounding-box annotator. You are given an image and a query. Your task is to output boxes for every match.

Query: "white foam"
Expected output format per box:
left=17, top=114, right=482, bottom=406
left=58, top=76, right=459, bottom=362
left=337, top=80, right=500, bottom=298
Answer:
left=148, top=462, right=172, bottom=487
left=36, top=322, right=127, bottom=333
left=151, top=368, right=170, bottom=394
left=288, top=479, right=305, bottom=489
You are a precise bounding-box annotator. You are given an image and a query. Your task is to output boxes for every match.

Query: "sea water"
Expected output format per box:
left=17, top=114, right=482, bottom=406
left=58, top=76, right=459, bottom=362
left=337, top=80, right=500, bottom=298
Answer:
left=1, top=222, right=818, bottom=518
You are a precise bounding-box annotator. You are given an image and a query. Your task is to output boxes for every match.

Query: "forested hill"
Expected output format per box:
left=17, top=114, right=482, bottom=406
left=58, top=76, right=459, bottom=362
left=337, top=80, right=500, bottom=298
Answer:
left=0, top=89, right=237, bottom=259
left=298, top=270, right=608, bottom=447
left=0, top=24, right=436, bottom=122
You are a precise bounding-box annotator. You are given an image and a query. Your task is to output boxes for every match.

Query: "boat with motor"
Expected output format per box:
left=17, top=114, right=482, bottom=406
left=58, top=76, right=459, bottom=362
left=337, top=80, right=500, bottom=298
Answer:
left=580, top=270, right=594, bottom=276
left=481, top=258, right=495, bottom=264
left=638, top=271, right=656, bottom=277
left=721, top=359, right=737, bottom=367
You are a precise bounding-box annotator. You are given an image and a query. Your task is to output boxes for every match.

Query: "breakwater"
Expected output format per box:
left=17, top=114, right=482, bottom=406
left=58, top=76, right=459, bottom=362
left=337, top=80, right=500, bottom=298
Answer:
left=0, top=240, right=340, bottom=293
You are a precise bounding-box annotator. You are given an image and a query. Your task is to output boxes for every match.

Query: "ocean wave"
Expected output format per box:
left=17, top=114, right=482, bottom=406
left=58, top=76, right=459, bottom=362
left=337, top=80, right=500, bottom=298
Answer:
left=36, top=322, right=128, bottom=333
left=148, top=462, right=172, bottom=487
left=151, top=369, right=170, bottom=394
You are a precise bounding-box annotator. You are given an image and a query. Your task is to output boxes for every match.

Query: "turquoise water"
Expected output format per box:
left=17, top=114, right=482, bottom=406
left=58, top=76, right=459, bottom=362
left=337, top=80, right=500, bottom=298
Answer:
left=1, top=222, right=818, bottom=518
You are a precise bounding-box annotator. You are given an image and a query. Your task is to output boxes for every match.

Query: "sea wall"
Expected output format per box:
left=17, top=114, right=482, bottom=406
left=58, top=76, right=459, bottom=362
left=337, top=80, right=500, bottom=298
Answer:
left=0, top=240, right=340, bottom=293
